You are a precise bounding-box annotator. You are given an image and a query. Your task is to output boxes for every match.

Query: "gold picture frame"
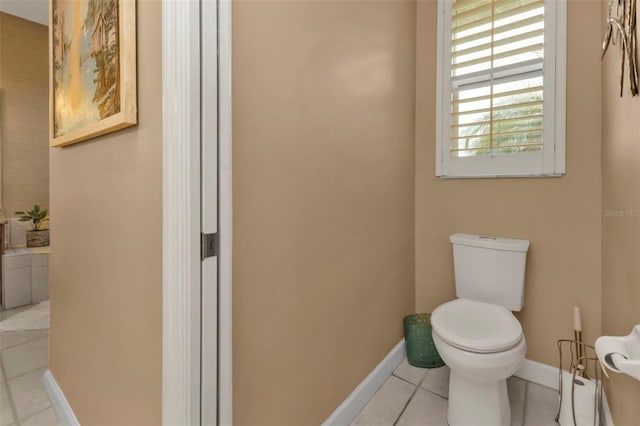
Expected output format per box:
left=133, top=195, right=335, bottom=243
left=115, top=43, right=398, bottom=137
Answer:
left=49, top=0, right=137, bottom=147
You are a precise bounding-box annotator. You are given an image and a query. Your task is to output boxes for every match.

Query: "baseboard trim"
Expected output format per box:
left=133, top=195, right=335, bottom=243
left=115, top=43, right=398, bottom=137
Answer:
left=322, top=340, right=406, bottom=426
left=514, top=358, right=559, bottom=390
left=42, top=369, right=80, bottom=426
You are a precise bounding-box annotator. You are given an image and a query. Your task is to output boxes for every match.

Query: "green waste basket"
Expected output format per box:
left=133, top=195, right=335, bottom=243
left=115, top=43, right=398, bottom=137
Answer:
left=403, top=313, right=444, bottom=368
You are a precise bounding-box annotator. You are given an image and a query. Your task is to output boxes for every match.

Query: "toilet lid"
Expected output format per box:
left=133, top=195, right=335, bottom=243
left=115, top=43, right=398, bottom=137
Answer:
left=431, top=298, right=523, bottom=353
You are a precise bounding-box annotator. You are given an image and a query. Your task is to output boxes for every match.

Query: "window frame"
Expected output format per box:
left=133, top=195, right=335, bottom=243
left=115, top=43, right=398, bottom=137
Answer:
left=435, top=0, right=567, bottom=178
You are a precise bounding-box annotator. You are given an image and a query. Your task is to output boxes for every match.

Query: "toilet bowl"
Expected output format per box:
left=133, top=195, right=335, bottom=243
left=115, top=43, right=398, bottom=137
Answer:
left=432, top=298, right=526, bottom=426
left=434, top=234, right=530, bottom=426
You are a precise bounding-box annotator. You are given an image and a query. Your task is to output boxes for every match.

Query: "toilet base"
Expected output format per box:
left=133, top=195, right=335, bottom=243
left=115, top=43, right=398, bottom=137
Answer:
left=447, top=371, right=510, bottom=426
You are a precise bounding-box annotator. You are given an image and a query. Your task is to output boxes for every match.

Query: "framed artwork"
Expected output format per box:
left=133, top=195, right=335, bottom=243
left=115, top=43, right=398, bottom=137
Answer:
left=49, top=0, right=137, bottom=147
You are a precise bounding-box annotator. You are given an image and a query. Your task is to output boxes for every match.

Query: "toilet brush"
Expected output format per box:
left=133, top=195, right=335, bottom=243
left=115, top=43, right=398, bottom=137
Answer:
left=573, top=307, right=588, bottom=379
left=555, top=310, right=603, bottom=426
left=574, top=307, right=583, bottom=371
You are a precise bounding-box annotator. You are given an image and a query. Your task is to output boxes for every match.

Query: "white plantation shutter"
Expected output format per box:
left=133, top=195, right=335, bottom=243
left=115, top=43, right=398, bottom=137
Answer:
left=435, top=0, right=566, bottom=178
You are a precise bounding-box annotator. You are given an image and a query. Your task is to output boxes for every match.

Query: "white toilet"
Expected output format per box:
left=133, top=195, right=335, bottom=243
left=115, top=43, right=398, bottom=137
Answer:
left=431, top=233, right=530, bottom=426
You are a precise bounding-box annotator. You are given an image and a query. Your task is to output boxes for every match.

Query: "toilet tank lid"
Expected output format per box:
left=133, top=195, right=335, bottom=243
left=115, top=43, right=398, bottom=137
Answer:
left=449, top=233, right=530, bottom=252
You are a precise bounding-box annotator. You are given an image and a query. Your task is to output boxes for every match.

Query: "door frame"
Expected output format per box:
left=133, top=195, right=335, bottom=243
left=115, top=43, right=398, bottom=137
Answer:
left=161, top=0, right=233, bottom=424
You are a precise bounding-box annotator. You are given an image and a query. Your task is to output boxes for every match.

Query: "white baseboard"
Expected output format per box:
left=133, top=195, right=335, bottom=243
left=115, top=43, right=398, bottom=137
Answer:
left=322, top=340, right=406, bottom=426
left=42, top=369, right=80, bottom=426
left=515, top=358, right=560, bottom=390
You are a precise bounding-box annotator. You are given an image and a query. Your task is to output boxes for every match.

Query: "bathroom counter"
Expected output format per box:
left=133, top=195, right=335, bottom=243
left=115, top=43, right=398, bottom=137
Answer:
left=4, top=246, right=50, bottom=256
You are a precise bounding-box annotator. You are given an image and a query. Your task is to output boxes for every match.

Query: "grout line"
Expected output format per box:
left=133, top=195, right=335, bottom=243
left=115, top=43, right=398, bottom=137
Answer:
left=521, top=381, right=529, bottom=426
left=0, top=336, right=49, bottom=382
left=0, top=355, right=22, bottom=426
left=19, top=404, right=54, bottom=423
left=360, top=371, right=548, bottom=426
left=418, top=368, right=450, bottom=400
left=5, top=364, right=49, bottom=383
left=417, top=368, right=430, bottom=388
left=395, top=368, right=450, bottom=400
left=393, top=384, right=420, bottom=426
left=420, top=386, right=449, bottom=400
left=391, top=372, right=427, bottom=388
left=0, top=329, right=50, bottom=426
left=0, top=330, right=49, bottom=352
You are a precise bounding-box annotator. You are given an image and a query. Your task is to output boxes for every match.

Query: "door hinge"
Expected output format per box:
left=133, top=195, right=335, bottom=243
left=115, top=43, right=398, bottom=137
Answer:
left=201, top=232, right=218, bottom=260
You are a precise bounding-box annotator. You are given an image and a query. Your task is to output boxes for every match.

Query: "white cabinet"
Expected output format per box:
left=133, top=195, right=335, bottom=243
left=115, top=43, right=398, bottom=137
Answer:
left=31, top=254, right=49, bottom=303
left=1, top=248, right=49, bottom=309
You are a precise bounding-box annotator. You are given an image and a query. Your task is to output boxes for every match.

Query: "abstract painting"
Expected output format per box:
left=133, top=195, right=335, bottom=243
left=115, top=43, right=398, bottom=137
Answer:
left=49, top=0, right=136, bottom=147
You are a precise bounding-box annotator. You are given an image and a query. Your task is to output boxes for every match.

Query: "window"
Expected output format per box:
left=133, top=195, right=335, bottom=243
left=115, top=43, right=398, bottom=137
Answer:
left=435, top=0, right=566, bottom=178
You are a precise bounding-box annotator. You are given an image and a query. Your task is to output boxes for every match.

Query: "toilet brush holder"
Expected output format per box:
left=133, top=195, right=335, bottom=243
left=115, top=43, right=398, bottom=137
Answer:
left=556, top=339, right=604, bottom=426
left=403, top=313, right=444, bottom=368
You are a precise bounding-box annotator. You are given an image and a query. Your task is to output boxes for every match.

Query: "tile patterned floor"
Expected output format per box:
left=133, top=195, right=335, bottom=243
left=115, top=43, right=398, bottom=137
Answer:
left=0, top=304, right=562, bottom=426
left=0, top=306, right=61, bottom=426
left=351, top=358, right=559, bottom=426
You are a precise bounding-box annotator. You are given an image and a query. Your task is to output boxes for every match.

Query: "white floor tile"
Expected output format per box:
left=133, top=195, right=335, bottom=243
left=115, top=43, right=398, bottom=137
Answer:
left=7, top=368, right=51, bottom=420
left=419, top=365, right=450, bottom=398
left=393, top=358, right=428, bottom=385
left=0, top=306, right=52, bottom=426
left=355, top=366, right=561, bottom=426
left=20, top=407, right=61, bottom=426
left=0, top=337, right=48, bottom=380
left=396, top=388, right=448, bottom=426
left=507, top=376, right=526, bottom=426
left=0, top=383, right=15, bottom=426
left=0, top=306, right=33, bottom=321
left=351, top=375, right=416, bottom=426
left=524, top=383, right=558, bottom=426
left=0, top=330, right=49, bottom=351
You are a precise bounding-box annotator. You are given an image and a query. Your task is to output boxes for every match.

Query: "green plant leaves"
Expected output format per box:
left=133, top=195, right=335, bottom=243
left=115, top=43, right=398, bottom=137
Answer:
left=14, top=205, right=49, bottom=230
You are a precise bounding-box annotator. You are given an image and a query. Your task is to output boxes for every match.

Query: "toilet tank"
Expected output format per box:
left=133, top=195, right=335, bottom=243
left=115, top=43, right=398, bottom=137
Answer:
left=450, top=233, right=530, bottom=312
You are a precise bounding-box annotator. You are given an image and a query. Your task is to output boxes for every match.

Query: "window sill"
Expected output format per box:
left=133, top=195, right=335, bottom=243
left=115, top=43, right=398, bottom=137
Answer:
left=436, top=173, right=565, bottom=179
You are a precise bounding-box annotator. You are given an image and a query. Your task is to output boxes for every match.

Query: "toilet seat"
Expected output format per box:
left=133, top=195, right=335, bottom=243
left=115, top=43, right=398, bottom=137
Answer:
left=431, top=298, right=523, bottom=354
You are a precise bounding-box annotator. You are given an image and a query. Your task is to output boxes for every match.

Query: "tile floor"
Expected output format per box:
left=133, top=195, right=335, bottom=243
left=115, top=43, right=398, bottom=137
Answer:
left=351, top=358, right=559, bottom=426
left=1, top=305, right=562, bottom=426
left=0, top=305, right=61, bottom=426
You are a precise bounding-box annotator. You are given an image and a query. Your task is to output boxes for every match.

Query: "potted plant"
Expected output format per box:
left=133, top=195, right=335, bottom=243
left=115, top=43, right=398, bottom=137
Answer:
left=15, top=204, right=49, bottom=247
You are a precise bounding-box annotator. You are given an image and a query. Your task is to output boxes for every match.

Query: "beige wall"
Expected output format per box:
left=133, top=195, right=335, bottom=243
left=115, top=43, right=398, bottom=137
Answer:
left=48, top=1, right=162, bottom=424
left=415, top=0, right=603, bottom=367
left=232, top=1, right=416, bottom=424
left=40, top=1, right=639, bottom=424
left=601, top=1, right=640, bottom=423
left=0, top=13, right=49, bottom=218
